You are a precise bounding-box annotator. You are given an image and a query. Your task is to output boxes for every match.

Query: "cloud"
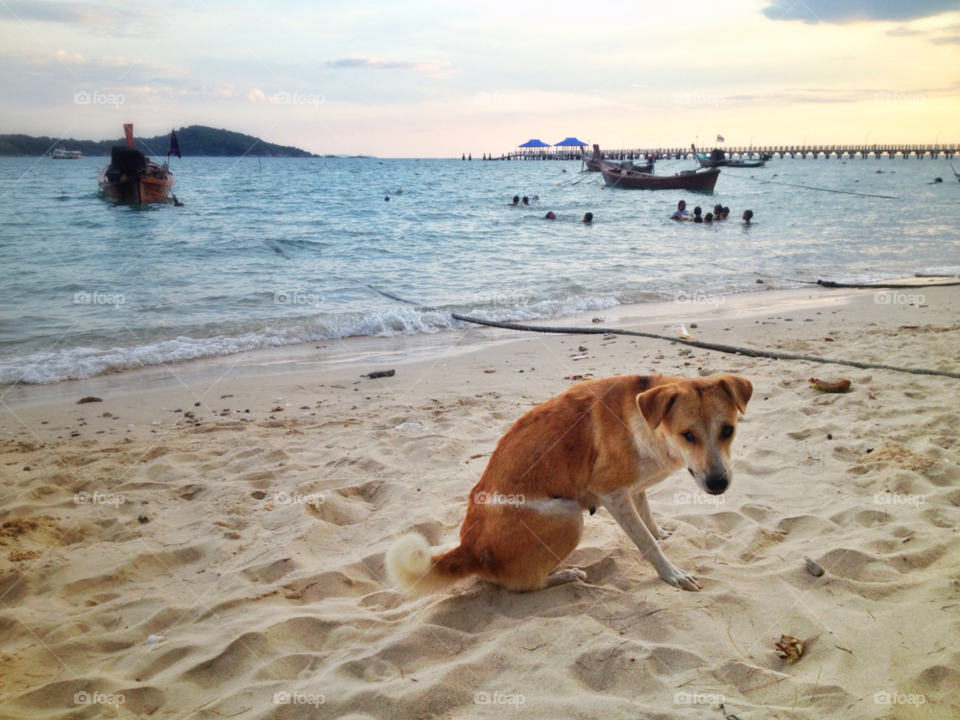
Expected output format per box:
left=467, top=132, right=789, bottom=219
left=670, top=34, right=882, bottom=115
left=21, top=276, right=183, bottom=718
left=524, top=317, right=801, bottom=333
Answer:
left=326, top=56, right=453, bottom=76
left=0, top=0, right=158, bottom=27
left=761, top=0, right=958, bottom=24
left=930, top=35, right=960, bottom=44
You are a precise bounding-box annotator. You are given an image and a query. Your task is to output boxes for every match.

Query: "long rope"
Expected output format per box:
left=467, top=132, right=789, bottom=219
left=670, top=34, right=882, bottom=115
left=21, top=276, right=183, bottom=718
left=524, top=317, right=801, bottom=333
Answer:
left=740, top=176, right=897, bottom=199
left=369, top=287, right=960, bottom=380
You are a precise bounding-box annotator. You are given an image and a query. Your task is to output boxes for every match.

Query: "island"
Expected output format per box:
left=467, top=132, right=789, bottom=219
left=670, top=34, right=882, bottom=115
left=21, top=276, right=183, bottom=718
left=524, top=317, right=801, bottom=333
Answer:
left=0, top=126, right=317, bottom=157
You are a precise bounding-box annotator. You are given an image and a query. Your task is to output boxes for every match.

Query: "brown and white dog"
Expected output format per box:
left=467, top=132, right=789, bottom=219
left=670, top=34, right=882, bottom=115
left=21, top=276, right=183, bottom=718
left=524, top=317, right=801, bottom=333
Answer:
left=386, top=373, right=752, bottom=594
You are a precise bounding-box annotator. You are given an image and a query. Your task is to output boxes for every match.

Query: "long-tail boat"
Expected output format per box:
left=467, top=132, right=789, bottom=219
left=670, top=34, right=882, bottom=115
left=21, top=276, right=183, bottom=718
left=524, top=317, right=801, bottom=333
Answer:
left=596, top=144, right=719, bottom=191
left=583, top=148, right=653, bottom=173
left=98, top=124, right=175, bottom=204
left=952, top=164, right=959, bottom=183
left=692, top=143, right=766, bottom=169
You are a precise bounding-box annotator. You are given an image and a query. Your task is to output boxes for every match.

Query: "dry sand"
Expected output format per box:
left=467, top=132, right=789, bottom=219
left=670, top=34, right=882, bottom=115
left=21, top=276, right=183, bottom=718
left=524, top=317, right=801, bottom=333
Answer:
left=1, top=287, right=959, bottom=719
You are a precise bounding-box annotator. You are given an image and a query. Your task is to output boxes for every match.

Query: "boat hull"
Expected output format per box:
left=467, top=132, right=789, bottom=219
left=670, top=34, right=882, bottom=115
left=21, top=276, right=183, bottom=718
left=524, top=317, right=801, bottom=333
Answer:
left=600, top=165, right=720, bottom=191
left=98, top=165, right=174, bottom=204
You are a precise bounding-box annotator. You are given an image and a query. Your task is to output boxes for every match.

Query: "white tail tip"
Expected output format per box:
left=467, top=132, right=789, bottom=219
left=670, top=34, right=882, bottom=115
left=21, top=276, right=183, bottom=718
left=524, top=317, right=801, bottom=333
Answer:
left=385, top=533, right=432, bottom=591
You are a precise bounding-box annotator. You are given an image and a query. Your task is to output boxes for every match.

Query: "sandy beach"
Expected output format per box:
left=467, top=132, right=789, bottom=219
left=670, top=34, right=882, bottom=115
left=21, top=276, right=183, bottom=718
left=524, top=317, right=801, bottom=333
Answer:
left=1, top=285, right=959, bottom=719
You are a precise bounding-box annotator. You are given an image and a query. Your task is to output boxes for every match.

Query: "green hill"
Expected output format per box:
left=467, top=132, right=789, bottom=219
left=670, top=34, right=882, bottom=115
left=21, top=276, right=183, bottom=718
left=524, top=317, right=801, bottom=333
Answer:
left=0, top=126, right=316, bottom=157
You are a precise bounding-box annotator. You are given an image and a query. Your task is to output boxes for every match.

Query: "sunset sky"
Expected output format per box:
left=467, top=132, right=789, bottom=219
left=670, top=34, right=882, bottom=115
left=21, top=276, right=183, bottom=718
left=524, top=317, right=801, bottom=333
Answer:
left=1, top=0, right=958, bottom=157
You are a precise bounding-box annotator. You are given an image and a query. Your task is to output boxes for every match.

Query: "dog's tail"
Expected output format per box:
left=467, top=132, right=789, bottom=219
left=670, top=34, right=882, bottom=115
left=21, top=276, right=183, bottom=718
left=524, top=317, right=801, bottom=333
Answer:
left=385, top=533, right=481, bottom=595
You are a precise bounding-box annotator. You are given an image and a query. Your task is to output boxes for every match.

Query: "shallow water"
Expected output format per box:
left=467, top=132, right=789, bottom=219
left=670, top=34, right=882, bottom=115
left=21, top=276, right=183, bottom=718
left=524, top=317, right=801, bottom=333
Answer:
left=0, top=154, right=957, bottom=384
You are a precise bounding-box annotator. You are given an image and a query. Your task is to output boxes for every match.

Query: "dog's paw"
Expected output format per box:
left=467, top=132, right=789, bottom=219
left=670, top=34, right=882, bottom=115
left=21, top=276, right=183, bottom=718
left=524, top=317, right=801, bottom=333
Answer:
left=655, top=526, right=674, bottom=541
left=659, top=564, right=700, bottom=592
left=543, top=568, right=588, bottom=588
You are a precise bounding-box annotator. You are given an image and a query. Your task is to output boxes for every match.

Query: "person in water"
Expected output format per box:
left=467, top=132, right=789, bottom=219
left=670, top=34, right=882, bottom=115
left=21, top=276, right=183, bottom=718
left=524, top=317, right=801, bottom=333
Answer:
left=530, top=195, right=540, bottom=207
left=721, top=206, right=730, bottom=220
left=693, top=206, right=703, bottom=221
left=670, top=200, right=689, bottom=220
left=522, top=196, right=530, bottom=206
left=582, top=212, right=593, bottom=223
left=545, top=211, right=557, bottom=220
left=508, top=196, right=520, bottom=206
left=704, top=212, right=714, bottom=224
left=743, top=209, right=754, bottom=224
left=713, top=204, right=723, bottom=218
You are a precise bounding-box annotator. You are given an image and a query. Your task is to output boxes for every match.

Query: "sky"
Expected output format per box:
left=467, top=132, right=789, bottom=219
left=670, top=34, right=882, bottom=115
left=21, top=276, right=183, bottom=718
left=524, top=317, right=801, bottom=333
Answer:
left=1, top=0, right=958, bottom=157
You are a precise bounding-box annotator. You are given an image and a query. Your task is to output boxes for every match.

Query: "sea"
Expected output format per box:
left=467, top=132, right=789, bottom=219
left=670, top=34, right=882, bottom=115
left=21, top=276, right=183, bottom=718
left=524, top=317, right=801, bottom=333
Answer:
left=0, top=154, right=957, bottom=385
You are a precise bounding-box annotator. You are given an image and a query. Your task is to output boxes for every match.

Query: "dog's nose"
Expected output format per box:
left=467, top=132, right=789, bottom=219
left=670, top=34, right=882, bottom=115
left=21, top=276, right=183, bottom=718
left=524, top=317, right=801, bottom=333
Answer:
left=704, top=474, right=729, bottom=494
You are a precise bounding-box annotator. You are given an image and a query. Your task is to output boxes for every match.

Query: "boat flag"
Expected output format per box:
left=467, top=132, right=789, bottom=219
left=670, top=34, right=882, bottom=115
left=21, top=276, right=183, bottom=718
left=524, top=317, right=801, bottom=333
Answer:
left=124, top=123, right=134, bottom=148
left=716, top=134, right=725, bottom=143
left=169, top=130, right=181, bottom=158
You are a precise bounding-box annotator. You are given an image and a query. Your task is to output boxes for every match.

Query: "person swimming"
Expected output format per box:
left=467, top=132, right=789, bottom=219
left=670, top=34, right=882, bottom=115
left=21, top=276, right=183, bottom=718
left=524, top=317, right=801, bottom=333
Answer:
left=670, top=200, right=689, bottom=220
left=545, top=211, right=556, bottom=220
left=583, top=212, right=593, bottom=223
left=743, top=209, right=754, bottom=224
left=172, top=194, right=185, bottom=207
left=508, top=196, right=520, bottom=206
left=713, top=204, right=723, bottom=218
left=693, top=206, right=703, bottom=221
left=704, top=212, right=714, bottom=224
left=722, top=206, right=730, bottom=220
left=530, top=195, right=540, bottom=207
left=522, top=196, right=530, bottom=206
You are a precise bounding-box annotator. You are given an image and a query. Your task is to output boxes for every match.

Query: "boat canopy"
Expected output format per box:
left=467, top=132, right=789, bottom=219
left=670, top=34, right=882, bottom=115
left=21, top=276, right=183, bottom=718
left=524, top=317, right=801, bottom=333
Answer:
left=553, top=137, right=587, bottom=146
left=110, top=146, right=146, bottom=175
left=518, top=139, right=550, bottom=148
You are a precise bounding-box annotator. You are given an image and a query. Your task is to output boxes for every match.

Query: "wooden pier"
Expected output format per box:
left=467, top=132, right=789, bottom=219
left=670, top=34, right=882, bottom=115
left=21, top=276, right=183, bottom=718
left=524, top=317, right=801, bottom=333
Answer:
left=484, top=144, right=958, bottom=161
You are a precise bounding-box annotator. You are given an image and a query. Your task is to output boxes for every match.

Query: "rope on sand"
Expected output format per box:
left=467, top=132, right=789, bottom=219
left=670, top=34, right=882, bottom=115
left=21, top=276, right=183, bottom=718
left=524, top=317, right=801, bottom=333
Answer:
left=368, top=287, right=960, bottom=380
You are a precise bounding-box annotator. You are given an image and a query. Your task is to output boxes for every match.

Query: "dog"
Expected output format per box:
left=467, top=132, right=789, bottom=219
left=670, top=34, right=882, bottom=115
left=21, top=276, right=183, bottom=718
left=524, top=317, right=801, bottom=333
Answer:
left=386, top=373, right=752, bottom=594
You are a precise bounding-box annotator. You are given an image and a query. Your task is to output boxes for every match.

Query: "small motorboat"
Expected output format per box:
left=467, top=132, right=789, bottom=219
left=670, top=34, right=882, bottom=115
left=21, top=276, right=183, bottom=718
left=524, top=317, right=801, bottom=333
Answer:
left=596, top=144, right=719, bottom=191
left=692, top=143, right=765, bottom=169
left=51, top=148, right=82, bottom=159
left=98, top=124, right=175, bottom=204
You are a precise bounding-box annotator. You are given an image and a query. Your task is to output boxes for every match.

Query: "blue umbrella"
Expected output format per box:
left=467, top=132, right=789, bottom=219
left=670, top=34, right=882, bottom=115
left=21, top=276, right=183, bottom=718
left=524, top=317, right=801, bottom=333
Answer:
left=518, top=139, right=551, bottom=148
left=553, top=137, right=588, bottom=147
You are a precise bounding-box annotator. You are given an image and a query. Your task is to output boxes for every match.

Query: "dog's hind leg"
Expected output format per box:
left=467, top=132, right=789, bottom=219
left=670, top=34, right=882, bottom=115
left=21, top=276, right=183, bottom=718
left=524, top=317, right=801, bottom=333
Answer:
left=600, top=487, right=700, bottom=591
left=543, top=568, right=588, bottom=588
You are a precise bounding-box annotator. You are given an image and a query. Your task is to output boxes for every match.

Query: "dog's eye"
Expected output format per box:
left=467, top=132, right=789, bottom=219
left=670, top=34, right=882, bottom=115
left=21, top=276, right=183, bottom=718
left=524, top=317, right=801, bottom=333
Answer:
left=682, top=431, right=696, bottom=444
left=721, top=424, right=734, bottom=439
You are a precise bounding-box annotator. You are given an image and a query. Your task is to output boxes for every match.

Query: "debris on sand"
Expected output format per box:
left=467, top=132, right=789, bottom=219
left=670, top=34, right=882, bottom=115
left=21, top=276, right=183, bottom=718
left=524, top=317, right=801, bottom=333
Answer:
left=809, top=378, right=852, bottom=393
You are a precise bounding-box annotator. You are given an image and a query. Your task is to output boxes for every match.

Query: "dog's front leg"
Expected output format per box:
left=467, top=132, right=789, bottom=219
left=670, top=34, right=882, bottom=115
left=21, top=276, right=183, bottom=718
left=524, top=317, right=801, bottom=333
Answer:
left=633, top=490, right=670, bottom=540
left=600, top=487, right=700, bottom=591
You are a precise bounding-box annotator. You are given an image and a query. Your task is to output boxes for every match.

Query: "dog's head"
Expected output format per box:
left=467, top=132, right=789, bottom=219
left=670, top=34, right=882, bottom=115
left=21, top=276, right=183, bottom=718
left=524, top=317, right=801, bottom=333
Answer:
left=636, top=375, right=752, bottom=495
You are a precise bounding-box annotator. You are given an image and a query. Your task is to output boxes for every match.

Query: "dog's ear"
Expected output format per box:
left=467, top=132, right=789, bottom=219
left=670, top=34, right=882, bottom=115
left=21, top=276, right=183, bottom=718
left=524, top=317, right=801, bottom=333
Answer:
left=636, top=385, right=680, bottom=430
left=717, top=375, right=753, bottom=414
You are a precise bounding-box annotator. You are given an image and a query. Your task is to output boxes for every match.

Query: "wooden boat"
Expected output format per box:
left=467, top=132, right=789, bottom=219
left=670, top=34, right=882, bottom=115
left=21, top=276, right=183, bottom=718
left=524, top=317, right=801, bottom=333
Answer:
left=583, top=149, right=653, bottom=173
left=98, top=124, right=174, bottom=204
left=596, top=144, right=719, bottom=191
left=692, top=144, right=765, bottom=169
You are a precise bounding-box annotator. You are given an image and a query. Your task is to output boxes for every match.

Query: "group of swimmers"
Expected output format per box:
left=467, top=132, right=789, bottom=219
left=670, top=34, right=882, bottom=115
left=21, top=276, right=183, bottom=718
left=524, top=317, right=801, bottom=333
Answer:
left=670, top=200, right=754, bottom=225
left=509, top=195, right=593, bottom=223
